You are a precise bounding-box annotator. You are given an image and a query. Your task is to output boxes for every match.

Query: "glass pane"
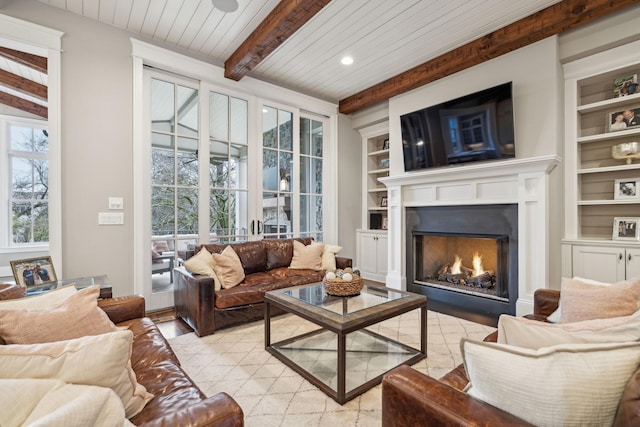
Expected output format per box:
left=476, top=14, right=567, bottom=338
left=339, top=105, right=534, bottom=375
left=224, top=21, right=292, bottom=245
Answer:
left=279, top=110, right=293, bottom=151
left=151, top=79, right=174, bottom=133
left=210, top=140, right=229, bottom=188
left=312, top=158, right=323, bottom=193
left=280, top=193, right=292, bottom=235
left=177, top=188, right=198, bottom=235
left=11, top=201, right=31, bottom=243
left=177, top=137, right=198, bottom=187
left=10, top=126, right=48, bottom=152
left=11, top=157, right=33, bottom=197
left=210, top=92, right=228, bottom=140
left=262, top=191, right=277, bottom=236
left=312, top=120, right=323, bottom=157
left=263, top=106, right=277, bottom=148
left=280, top=151, right=293, bottom=193
left=300, top=195, right=322, bottom=232
left=210, top=189, right=230, bottom=236
left=32, top=159, right=48, bottom=197
left=300, top=156, right=310, bottom=194
left=232, top=190, right=248, bottom=236
left=151, top=148, right=175, bottom=185
left=230, top=143, right=247, bottom=189
left=151, top=132, right=174, bottom=149
left=230, top=97, right=248, bottom=144
left=151, top=187, right=175, bottom=236
left=300, top=117, right=310, bottom=155
left=263, top=149, right=278, bottom=191
left=177, top=85, right=198, bottom=137
left=32, top=203, right=49, bottom=243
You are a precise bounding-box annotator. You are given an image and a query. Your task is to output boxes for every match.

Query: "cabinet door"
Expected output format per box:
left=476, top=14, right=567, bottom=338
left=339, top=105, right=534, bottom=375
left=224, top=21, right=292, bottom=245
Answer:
left=572, top=245, right=625, bottom=283
left=626, top=248, right=640, bottom=280
left=358, top=233, right=379, bottom=277
left=376, top=234, right=388, bottom=276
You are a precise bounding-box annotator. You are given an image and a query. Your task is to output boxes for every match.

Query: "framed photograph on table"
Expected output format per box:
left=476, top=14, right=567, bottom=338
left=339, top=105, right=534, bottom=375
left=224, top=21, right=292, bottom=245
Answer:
left=607, top=106, right=640, bottom=132
left=614, top=178, right=640, bottom=200
left=613, top=217, right=640, bottom=241
left=10, top=256, right=57, bottom=288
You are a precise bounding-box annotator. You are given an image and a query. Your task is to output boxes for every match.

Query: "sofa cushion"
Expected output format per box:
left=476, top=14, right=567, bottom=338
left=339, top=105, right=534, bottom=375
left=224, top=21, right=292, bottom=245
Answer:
left=0, top=330, right=153, bottom=419
left=461, top=338, right=640, bottom=427
left=199, top=241, right=268, bottom=275
left=0, top=285, right=118, bottom=344
left=559, top=277, right=640, bottom=323
left=547, top=276, right=610, bottom=322
left=290, top=240, right=324, bottom=271
left=0, top=284, right=76, bottom=309
left=497, top=311, right=640, bottom=349
left=212, top=246, right=245, bottom=289
left=263, top=239, right=294, bottom=270
left=322, top=244, right=343, bottom=271
left=184, top=247, right=219, bottom=289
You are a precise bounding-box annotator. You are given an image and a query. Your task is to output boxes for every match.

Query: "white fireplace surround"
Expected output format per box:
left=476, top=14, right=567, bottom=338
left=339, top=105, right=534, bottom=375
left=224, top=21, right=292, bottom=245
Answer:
left=379, top=155, right=560, bottom=316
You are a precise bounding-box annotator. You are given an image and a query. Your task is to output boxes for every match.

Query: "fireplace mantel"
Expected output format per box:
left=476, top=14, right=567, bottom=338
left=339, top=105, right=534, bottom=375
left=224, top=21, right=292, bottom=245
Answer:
left=379, top=155, right=561, bottom=317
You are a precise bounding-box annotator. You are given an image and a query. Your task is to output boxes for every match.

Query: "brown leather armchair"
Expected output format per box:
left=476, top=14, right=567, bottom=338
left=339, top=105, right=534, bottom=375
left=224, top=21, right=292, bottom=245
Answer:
left=381, top=289, right=560, bottom=427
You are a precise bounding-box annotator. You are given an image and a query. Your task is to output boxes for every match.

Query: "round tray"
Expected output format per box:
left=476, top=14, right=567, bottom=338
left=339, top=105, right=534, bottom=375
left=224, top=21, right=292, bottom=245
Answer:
left=323, top=276, right=364, bottom=296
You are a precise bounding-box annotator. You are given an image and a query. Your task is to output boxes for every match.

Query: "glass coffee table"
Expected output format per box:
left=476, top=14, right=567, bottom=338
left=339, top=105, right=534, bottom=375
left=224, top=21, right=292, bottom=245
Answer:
left=264, top=282, right=427, bottom=404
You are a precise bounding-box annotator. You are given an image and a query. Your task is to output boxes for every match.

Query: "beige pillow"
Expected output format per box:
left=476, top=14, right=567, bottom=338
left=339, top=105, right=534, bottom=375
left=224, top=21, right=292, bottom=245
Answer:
left=289, top=241, right=325, bottom=271
left=560, top=277, right=640, bottom=323
left=497, top=311, right=640, bottom=349
left=462, top=338, right=640, bottom=426
left=0, top=285, right=77, bottom=310
left=211, top=245, right=245, bottom=289
left=321, top=244, right=342, bottom=271
left=184, top=248, right=221, bottom=290
left=547, top=276, right=611, bottom=323
left=0, top=285, right=118, bottom=344
left=0, top=330, right=153, bottom=419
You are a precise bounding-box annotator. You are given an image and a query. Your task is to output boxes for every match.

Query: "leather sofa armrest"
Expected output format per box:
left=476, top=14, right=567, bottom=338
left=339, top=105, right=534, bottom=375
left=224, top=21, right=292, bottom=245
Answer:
left=533, top=288, right=560, bottom=318
left=382, top=365, right=534, bottom=427
left=336, top=256, right=352, bottom=269
left=137, top=392, right=243, bottom=427
left=98, top=295, right=145, bottom=324
left=174, top=266, right=216, bottom=337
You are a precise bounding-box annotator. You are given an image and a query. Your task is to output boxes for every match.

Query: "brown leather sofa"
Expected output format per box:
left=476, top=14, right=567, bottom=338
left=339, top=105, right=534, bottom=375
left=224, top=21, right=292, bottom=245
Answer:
left=175, top=237, right=352, bottom=337
left=0, top=283, right=244, bottom=427
left=381, top=289, right=560, bottom=427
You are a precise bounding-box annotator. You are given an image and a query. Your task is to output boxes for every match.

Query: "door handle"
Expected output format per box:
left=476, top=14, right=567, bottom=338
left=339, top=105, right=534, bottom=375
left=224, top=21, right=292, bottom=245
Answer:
left=629, top=253, right=633, bottom=262
left=257, top=220, right=263, bottom=235
left=620, top=253, right=624, bottom=261
left=251, top=220, right=255, bottom=235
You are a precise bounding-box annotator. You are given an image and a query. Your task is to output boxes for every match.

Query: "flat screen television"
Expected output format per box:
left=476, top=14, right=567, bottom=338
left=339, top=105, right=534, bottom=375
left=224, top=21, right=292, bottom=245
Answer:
left=401, top=82, right=515, bottom=172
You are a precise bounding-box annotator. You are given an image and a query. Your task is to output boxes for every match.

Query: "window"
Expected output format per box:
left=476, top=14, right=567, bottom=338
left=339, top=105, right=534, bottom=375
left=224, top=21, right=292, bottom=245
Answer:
left=1, top=117, right=49, bottom=246
left=299, top=116, right=324, bottom=242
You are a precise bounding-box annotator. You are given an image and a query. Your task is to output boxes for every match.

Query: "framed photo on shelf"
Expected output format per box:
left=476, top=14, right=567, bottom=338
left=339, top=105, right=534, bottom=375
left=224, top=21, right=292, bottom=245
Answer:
left=607, top=106, right=640, bottom=132
left=613, top=74, right=638, bottom=98
left=379, top=158, right=389, bottom=169
left=614, top=178, right=640, bottom=200
left=613, top=217, right=640, bottom=241
left=380, top=196, right=388, bottom=207
left=382, top=217, right=388, bottom=230
left=382, top=139, right=390, bottom=150
left=10, top=256, right=57, bottom=288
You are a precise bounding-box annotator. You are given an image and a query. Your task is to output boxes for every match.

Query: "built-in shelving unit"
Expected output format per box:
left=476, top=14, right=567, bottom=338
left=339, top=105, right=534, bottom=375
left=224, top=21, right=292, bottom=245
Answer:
left=359, top=121, right=389, bottom=230
left=562, top=40, right=640, bottom=282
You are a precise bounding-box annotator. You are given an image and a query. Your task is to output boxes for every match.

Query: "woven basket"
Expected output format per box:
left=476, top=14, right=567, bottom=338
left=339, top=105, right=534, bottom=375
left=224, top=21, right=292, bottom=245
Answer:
left=323, top=276, right=364, bottom=296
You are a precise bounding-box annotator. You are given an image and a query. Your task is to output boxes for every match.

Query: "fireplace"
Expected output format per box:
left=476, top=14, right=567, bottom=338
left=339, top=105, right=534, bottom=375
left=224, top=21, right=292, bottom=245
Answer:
left=406, top=204, right=518, bottom=326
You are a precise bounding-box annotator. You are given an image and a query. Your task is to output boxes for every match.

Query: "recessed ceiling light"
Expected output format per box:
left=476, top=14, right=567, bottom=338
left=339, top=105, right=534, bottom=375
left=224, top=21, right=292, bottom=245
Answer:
left=341, top=56, right=354, bottom=66
left=212, top=0, right=239, bottom=13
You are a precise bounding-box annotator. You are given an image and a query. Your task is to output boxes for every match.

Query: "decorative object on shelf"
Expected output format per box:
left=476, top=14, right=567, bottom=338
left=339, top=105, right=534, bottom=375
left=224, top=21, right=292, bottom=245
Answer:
left=382, top=217, right=389, bottom=230
left=612, top=142, right=640, bottom=164
left=613, top=217, right=640, bottom=241
left=323, top=270, right=364, bottom=296
left=379, top=158, right=389, bottom=169
left=614, top=178, right=640, bottom=200
left=607, top=107, right=640, bottom=132
left=613, top=74, right=638, bottom=98
left=10, top=256, right=57, bottom=289
left=382, top=139, right=390, bottom=150
left=381, top=196, right=388, bottom=207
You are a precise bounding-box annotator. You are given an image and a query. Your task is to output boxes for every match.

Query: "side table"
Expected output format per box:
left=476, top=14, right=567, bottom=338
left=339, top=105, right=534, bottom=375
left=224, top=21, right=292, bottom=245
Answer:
left=26, top=274, right=112, bottom=299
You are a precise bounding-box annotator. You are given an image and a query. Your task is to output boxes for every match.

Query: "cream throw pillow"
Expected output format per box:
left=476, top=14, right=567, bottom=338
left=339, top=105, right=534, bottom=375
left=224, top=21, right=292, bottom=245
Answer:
left=547, top=276, right=611, bottom=323
left=321, top=244, right=342, bottom=271
left=0, top=285, right=118, bottom=344
left=0, top=285, right=76, bottom=310
left=184, top=248, right=221, bottom=290
left=211, top=245, right=245, bottom=289
left=289, top=240, right=325, bottom=271
left=559, top=277, right=640, bottom=323
left=497, top=311, right=640, bottom=349
left=461, top=338, right=640, bottom=427
left=0, top=330, right=153, bottom=419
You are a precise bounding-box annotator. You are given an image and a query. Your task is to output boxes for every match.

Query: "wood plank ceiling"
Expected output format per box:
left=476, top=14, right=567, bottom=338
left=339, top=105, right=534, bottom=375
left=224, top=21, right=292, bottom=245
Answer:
left=4, top=0, right=638, bottom=116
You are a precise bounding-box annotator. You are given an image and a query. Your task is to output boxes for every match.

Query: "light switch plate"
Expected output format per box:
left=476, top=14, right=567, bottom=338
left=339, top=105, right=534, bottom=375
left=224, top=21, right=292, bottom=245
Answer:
left=98, top=212, right=124, bottom=225
left=108, top=197, right=123, bottom=210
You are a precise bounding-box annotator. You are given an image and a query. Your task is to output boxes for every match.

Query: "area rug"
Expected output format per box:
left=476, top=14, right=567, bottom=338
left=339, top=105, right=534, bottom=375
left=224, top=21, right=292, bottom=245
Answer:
left=167, top=310, right=495, bottom=427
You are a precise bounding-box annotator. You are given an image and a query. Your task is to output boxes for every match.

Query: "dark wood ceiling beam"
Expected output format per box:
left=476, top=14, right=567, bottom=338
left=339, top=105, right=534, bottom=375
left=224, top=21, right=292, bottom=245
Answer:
left=225, top=0, right=331, bottom=81
left=0, top=47, right=47, bottom=74
left=339, top=0, right=640, bottom=114
left=0, top=69, right=47, bottom=100
left=0, top=91, right=47, bottom=118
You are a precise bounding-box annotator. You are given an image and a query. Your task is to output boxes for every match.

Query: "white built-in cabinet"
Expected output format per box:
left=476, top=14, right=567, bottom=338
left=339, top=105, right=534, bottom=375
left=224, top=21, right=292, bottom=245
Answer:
left=562, top=40, right=640, bottom=280
left=356, top=121, right=389, bottom=281
left=356, top=230, right=388, bottom=283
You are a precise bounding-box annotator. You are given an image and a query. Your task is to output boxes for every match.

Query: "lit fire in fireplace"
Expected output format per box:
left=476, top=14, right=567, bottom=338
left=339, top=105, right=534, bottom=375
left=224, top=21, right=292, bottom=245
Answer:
left=435, top=252, right=495, bottom=289
left=472, top=252, right=484, bottom=277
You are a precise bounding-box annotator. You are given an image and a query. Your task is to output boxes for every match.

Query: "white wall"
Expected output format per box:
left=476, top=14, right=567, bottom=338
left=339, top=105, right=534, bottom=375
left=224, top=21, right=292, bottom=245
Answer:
left=336, top=113, right=361, bottom=259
